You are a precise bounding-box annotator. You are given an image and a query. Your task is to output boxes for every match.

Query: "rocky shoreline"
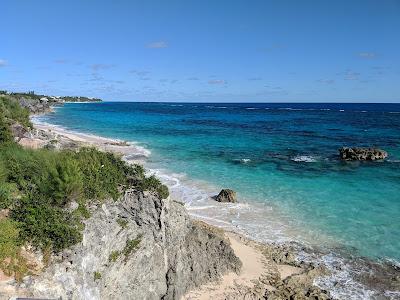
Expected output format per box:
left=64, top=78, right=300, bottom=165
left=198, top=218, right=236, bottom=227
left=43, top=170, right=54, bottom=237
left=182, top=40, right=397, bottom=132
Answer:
left=1, top=95, right=399, bottom=299
left=0, top=121, right=338, bottom=300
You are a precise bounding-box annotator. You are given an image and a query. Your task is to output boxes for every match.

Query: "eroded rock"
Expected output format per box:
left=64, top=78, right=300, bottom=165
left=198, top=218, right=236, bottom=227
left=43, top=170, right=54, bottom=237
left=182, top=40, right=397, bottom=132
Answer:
left=339, top=147, right=388, bottom=161
left=24, top=190, right=241, bottom=300
left=215, top=189, right=237, bottom=203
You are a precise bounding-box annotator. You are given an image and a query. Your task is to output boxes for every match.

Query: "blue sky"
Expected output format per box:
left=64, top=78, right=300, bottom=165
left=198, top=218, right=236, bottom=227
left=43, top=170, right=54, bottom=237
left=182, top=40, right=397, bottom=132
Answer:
left=1, top=0, right=399, bottom=102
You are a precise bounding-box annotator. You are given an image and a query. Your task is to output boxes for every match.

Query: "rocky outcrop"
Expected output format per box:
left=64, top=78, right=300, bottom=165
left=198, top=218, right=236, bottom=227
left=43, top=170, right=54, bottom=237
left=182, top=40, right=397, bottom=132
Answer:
left=339, top=147, right=388, bottom=161
left=17, top=97, right=54, bottom=114
left=214, top=189, right=237, bottom=203
left=10, top=122, right=28, bottom=141
left=24, top=190, right=241, bottom=300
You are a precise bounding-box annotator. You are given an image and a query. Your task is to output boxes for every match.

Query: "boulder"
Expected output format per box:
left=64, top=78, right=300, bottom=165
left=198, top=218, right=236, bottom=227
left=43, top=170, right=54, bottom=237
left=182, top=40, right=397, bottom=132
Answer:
left=339, top=147, right=388, bottom=161
left=215, top=189, right=237, bottom=203
left=10, top=122, right=28, bottom=141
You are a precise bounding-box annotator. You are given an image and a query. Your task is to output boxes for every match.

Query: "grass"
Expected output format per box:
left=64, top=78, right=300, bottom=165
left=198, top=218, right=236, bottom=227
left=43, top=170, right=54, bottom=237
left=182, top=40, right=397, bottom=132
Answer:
left=116, top=217, right=129, bottom=229
left=108, top=250, right=120, bottom=263
left=108, top=234, right=142, bottom=264
left=94, top=271, right=102, bottom=281
left=123, top=235, right=142, bottom=262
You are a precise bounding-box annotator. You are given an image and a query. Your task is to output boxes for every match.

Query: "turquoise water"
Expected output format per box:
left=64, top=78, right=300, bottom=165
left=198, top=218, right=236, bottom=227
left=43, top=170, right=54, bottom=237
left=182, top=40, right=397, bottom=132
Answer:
left=38, top=102, right=400, bottom=263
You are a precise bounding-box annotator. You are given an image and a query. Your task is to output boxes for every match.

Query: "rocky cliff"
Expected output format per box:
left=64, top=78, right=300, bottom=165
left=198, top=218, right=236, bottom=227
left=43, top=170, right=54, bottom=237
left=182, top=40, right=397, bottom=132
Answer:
left=25, top=190, right=241, bottom=300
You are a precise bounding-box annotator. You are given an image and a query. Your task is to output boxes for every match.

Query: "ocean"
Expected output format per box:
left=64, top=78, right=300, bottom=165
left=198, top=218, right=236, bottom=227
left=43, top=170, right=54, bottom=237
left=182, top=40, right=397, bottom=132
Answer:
left=35, top=102, right=400, bottom=298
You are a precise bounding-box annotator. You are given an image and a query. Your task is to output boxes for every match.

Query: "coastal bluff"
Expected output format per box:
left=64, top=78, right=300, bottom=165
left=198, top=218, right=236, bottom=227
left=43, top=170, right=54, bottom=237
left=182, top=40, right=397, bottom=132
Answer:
left=25, top=190, right=241, bottom=299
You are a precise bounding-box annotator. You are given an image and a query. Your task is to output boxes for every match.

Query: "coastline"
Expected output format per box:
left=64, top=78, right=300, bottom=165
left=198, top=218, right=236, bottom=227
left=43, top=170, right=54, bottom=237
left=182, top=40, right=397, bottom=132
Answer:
left=28, top=117, right=400, bottom=299
left=26, top=120, right=331, bottom=299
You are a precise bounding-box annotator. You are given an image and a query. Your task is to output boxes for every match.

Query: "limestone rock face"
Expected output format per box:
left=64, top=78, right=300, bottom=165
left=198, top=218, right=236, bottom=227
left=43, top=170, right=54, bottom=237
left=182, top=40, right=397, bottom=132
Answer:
left=27, top=190, right=241, bottom=300
left=10, top=122, right=28, bottom=141
left=339, top=147, right=388, bottom=161
left=215, top=189, right=237, bottom=203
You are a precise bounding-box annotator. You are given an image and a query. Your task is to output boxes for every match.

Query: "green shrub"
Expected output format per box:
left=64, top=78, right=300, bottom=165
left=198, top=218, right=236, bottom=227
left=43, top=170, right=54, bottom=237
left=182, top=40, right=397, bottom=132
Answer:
left=0, top=218, right=29, bottom=281
left=139, top=175, right=169, bottom=199
left=41, top=155, right=83, bottom=206
left=0, top=182, right=15, bottom=209
left=11, top=197, right=82, bottom=252
left=94, top=271, right=102, bottom=280
left=116, top=217, right=128, bottom=229
left=0, top=95, right=31, bottom=128
left=123, top=235, right=142, bottom=262
left=0, top=112, right=13, bottom=144
left=109, top=250, right=120, bottom=262
left=73, top=148, right=127, bottom=200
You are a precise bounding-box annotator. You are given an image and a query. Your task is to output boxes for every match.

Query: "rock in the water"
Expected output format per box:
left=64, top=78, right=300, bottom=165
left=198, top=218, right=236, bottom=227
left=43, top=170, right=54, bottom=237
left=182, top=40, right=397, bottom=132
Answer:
left=339, top=147, right=388, bottom=161
left=215, top=189, right=237, bottom=203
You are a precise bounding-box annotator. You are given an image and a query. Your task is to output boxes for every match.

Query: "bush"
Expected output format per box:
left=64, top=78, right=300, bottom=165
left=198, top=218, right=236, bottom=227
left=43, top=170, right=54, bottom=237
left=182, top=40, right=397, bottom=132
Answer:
left=73, top=148, right=128, bottom=200
left=11, top=197, right=82, bottom=252
left=0, top=112, right=13, bottom=144
left=0, top=219, right=29, bottom=281
left=0, top=95, right=31, bottom=128
left=122, top=235, right=142, bottom=262
left=116, top=217, right=128, bottom=229
left=139, top=175, right=169, bottom=199
left=109, top=250, right=120, bottom=262
left=94, top=271, right=102, bottom=280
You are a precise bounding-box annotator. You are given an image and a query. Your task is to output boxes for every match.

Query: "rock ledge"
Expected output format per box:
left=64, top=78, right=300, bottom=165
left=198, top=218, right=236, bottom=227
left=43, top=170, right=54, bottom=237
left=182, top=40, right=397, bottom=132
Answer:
left=339, top=147, right=388, bottom=161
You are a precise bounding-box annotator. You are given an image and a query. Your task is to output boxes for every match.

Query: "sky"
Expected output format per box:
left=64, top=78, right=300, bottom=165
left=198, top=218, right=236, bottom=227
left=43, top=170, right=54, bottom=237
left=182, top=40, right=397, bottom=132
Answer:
left=1, top=0, right=399, bottom=102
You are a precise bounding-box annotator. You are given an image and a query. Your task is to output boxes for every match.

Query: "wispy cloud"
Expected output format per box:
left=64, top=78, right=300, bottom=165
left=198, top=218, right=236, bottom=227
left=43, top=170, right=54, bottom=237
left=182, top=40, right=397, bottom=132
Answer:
left=343, top=70, right=361, bottom=81
left=0, top=59, right=7, bottom=67
left=317, top=79, right=335, bottom=84
left=90, top=64, right=114, bottom=71
left=208, top=79, right=226, bottom=85
left=87, top=72, right=104, bottom=82
left=248, top=77, right=262, bottom=81
left=130, top=70, right=150, bottom=76
left=146, top=41, right=168, bottom=48
left=358, top=52, right=376, bottom=59
left=187, top=77, right=199, bottom=81
left=54, top=59, right=69, bottom=64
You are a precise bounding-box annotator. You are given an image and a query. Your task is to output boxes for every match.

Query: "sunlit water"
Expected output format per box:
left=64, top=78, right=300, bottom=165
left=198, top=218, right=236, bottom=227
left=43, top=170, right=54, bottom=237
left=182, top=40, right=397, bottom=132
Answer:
left=37, top=102, right=400, bottom=265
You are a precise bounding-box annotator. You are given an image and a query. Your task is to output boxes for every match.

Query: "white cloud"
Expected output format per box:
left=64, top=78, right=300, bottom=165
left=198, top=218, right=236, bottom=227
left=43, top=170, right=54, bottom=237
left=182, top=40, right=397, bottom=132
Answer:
left=0, top=59, right=7, bottom=67
left=146, top=41, right=168, bottom=48
left=344, top=70, right=361, bottom=81
left=90, top=64, right=114, bottom=71
left=317, top=79, right=335, bottom=84
left=358, top=52, right=376, bottom=59
left=208, top=79, right=226, bottom=85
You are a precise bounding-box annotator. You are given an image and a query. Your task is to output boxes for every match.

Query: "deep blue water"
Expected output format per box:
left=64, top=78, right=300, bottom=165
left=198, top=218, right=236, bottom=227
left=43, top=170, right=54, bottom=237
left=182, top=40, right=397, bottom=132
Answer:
left=38, top=102, right=400, bottom=262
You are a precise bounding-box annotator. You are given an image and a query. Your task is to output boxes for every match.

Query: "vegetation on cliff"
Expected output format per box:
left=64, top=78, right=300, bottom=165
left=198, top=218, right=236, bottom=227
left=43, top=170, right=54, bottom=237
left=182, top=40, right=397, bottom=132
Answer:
left=0, top=96, right=168, bottom=280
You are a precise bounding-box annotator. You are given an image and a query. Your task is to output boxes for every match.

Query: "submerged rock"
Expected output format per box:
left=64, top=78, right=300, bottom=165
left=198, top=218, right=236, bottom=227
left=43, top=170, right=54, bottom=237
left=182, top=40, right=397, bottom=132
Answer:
left=24, top=190, right=241, bottom=300
left=214, top=189, right=237, bottom=203
left=339, top=147, right=388, bottom=161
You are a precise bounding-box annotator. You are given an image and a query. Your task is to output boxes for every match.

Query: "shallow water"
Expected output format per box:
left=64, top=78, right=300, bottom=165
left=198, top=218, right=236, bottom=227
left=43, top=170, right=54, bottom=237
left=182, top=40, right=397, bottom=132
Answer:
left=37, top=102, right=400, bottom=265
